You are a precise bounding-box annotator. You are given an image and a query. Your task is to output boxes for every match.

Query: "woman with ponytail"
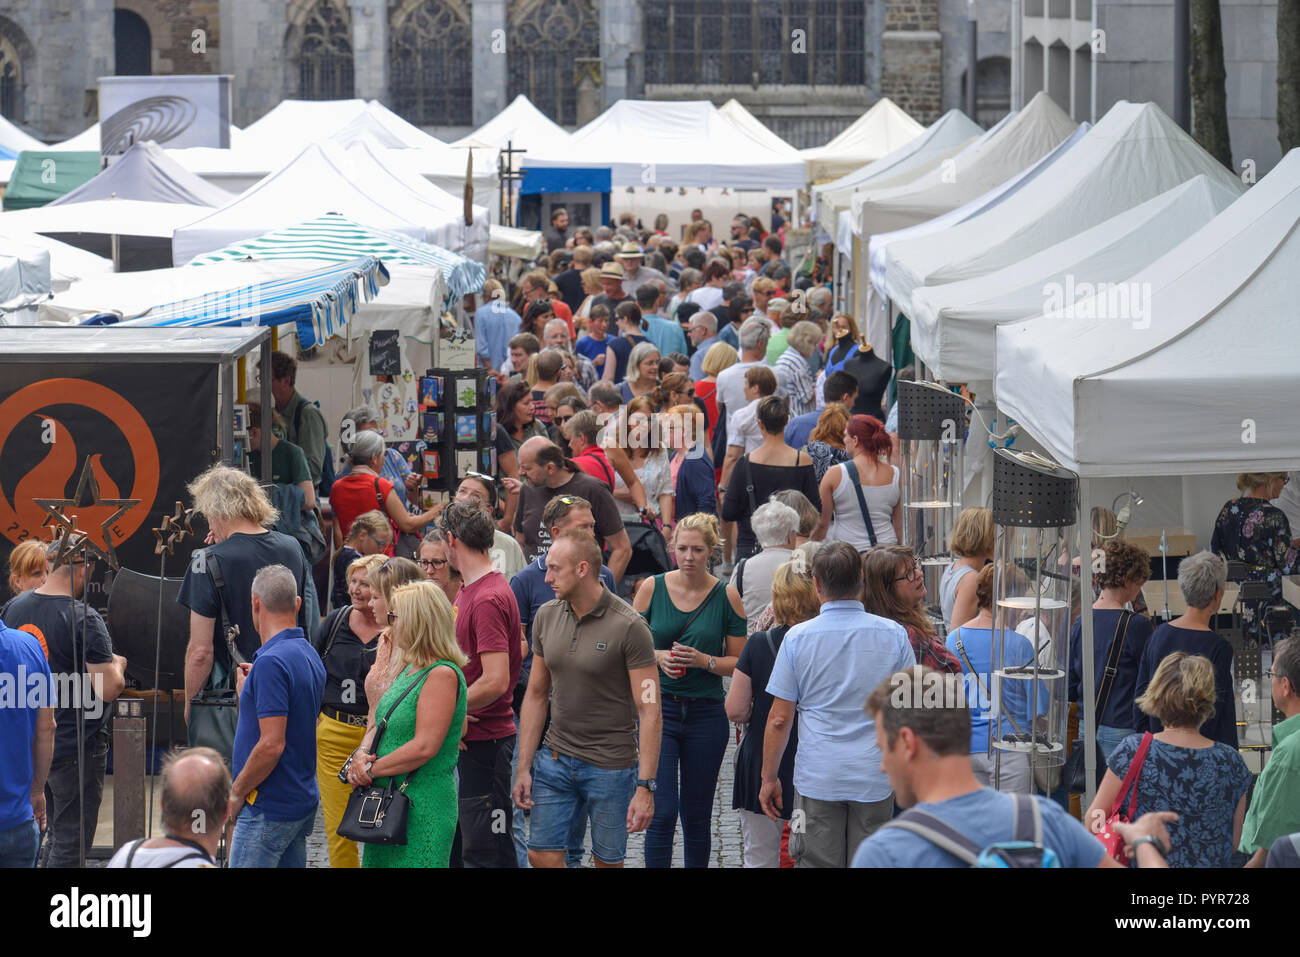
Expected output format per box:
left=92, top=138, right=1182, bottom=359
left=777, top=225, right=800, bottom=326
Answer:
left=812, top=414, right=900, bottom=549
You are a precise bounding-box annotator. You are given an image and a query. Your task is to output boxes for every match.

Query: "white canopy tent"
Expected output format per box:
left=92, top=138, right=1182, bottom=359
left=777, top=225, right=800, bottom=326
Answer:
left=47, top=121, right=246, bottom=153
left=812, top=109, right=982, bottom=237
left=0, top=236, right=50, bottom=322
left=172, top=142, right=440, bottom=265
left=0, top=230, right=111, bottom=290
left=0, top=114, right=47, bottom=155
left=851, top=92, right=1077, bottom=250
left=718, top=99, right=798, bottom=155
left=800, top=97, right=926, bottom=184
left=0, top=198, right=209, bottom=238
left=49, top=140, right=234, bottom=207
left=521, top=99, right=806, bottom=189
left=911, top=174, right=1242, bottom=383
left=886, top=101, right=1245, bottom=321
left=454, top=94, right=571, bottom=156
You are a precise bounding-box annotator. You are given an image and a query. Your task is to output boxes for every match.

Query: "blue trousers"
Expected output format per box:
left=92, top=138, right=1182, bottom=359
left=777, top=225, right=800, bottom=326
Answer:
left=645, top=696, right=728, bottom=868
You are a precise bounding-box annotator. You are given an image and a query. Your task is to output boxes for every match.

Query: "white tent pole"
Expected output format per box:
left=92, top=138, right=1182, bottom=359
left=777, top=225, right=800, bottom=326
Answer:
left=1080, top=476, right=1099, bottom=809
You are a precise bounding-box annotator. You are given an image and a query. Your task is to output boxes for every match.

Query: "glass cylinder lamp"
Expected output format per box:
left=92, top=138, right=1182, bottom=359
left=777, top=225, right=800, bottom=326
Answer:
left=898, top=380, right=967, bottom=627
left=988, top=448, right=1078, bottom=788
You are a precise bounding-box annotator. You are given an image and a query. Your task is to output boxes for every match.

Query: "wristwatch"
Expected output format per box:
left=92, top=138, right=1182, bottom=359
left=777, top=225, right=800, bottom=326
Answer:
left=707, top=655, right=717, bottom=672
left=637, top=778, right=657, bottom=793
left=1129, top=834, right=1168, bottom=858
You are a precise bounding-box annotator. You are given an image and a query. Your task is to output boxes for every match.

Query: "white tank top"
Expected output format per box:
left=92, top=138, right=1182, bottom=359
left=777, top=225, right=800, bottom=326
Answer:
left=828, top=461, right=899, bottom=550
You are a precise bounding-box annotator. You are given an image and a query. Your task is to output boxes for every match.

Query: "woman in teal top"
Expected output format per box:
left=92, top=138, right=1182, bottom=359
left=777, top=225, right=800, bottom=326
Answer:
left=633, top=513, right=747, bottom=868
left=348, top=580, right=468, bottom=869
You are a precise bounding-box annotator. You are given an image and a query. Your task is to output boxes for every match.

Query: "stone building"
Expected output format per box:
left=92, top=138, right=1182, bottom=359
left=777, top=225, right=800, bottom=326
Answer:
left=0, top=0, right=1011, bottom=145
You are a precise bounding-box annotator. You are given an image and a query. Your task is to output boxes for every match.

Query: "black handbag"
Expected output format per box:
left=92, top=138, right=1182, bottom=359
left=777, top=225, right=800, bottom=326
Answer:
left=1064, top=611, right=1132, bottom=793
left=187, top=554, right=241, bottom=766
left=337, top=664, right=436, bottom=846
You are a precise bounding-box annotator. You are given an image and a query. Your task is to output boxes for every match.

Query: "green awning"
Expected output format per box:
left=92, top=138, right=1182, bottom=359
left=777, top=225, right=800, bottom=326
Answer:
left=3, top=151, right=101, bottom=210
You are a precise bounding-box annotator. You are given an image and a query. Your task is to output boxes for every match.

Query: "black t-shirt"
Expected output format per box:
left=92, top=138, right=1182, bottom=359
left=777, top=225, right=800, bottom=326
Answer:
left=721, top=458, right=820, bottom=554
left=316, top=606, right=378, bottom=715
left=0, top=591, right=114, bottom=761
left=513, top=470, right=625, bottom=563
left=591, top=293, right=631, bottom=316
left=843, top=348, right=893, bottom=418
left=554, top=268, right=585, bottom=314
left=331, top=545, right=361, bottom=611
left=732, top=625, right=797, bottom=816
left=176, top=530, right=311, bottom=666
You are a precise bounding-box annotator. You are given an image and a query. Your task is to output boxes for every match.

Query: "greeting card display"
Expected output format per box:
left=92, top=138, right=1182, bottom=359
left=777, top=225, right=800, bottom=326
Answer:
left=422, top=450, right=440, bottom=480
left=456, top=450, right=477, bottom=476
left=481, top=412, right=496, bottom=436
left=419, top=376, right=442, bottom=407
left=455, top=414, right=477, bottom=443
left=455, top=377, right=477, bottom=409
left=419, top=367, right=497, bottom=494
left=422, top=413, right=440, bottom=443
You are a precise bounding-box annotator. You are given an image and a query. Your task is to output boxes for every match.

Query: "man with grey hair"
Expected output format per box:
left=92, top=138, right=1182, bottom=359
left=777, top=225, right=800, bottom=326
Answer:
left=1132, top=550, right=1237, bottom=746
left=669, top=267, right=703, bottom=320
left=714, top=316, right=771, bottom=433
left=730, top=499, right=801, bottom=629
left=109, top=747, right=230, bottom=867
left=340, top=405, right=421, bottom=508
left=687, top=309, right=720, bottom=381
left=773, top=320, right=822, bottom=418
left=226, top=564, right=325, bottom=868
left=1242, top=636, right=1300, bottom=865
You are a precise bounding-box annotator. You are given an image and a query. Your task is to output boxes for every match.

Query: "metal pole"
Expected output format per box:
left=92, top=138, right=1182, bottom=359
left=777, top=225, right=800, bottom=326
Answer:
left=1079, top=478, right=1099, bottom=809
left=149, top=551, right=166, bottom=836
left=1173, top=0, right=1191, bottom=131
left=111, top=233, right=121, bottom=273
left=966, top=17, right=978, bottom=121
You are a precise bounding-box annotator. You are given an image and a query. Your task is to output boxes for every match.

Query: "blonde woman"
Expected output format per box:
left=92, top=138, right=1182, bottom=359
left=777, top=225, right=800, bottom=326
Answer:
left=347, top=580, right=469, bottom=868
left=573, top=266, right=603, bottom=323
left=315, top=552, right=386, bottom=868
left=633, top=513, right=747, bottom=867
left=618, top=341, right=661, bottom=403
left=1085, top=652, right=1250, bottom=868
left=360, top=557, right=425, bottom=728
left=726, top=558, right=820, bottom=867
left=940, top=506, right=994, bottom=633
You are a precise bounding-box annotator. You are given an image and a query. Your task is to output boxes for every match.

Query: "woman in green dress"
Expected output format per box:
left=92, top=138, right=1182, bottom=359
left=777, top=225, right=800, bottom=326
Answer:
left=347, top=579, right=468, bottom=868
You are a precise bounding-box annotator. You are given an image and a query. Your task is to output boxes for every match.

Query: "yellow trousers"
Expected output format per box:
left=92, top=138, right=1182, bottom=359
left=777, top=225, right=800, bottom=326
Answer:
left=317, top=712, right=367, bottom=868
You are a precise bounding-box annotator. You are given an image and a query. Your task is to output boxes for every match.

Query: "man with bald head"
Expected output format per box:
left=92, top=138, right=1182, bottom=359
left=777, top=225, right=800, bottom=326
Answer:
left=109, top=747, right=230, bottom=867
left=509, top=437, right=630, bottom=582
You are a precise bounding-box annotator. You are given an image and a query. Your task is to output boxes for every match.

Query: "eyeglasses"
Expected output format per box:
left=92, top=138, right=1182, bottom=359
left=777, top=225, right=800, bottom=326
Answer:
left=416, top=558, right=449, bottom=569
left=386, top=612, right=399, bottom=625
left=893, top=562, right=923, bottom=584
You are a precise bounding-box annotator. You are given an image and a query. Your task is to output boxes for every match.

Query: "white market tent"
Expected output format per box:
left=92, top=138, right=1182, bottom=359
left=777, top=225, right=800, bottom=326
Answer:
left=0, top=231, right=111, bottom=290
left=852, top=92, right=1078, bottom=249
left=49, top=140, right=234, bottom=207
left=718, top=99, right=797, bottom=155
left=0, top=113, right=46, bottom=155
left=171, top=141, right=439, bottom=264
left=995, top=148, right=1300, bottom=479
left=521, top=99, right=806, bottom=189
left=0, top=236, right=50, bottom=319
left=911, top=174, right=1242, bottom=383
left=454, top=94, right=571, bottom=155
left=801, top=97, right=926, bottom=184
left=0, top=198, right=209, bottom=238
left=47, top=121, right=246, bottom=153
left=884, top=100, right=1246, bottom=322
left=813, top=109, right=982, bottom=237
left=488, top=224, right=544, bottom=259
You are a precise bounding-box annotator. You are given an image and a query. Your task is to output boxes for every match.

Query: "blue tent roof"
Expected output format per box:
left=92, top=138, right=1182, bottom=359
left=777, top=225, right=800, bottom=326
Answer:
left=96, top=257, right=389, bottom=348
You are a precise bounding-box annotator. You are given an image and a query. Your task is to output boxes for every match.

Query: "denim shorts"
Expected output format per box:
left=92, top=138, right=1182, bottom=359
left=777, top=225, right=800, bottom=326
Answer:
left=528, top=750, right=636, bottom=864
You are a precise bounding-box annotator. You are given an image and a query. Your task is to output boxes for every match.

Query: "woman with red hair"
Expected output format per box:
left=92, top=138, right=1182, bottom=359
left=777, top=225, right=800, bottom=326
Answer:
left=811, top=414, right=900, bottom=549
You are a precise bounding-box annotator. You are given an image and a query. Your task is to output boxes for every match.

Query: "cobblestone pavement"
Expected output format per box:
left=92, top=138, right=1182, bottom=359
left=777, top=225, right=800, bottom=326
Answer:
left=308, top=728, right=745, bottom=868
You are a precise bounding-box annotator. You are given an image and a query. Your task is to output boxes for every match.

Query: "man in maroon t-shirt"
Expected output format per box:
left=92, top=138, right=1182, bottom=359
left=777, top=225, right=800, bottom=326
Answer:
left=440, top=500, right=523, bottom=867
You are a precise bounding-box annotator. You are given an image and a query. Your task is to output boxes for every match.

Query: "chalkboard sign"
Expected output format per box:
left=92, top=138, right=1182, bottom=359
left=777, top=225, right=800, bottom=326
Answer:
left=369, top=329, right=401, bottom=376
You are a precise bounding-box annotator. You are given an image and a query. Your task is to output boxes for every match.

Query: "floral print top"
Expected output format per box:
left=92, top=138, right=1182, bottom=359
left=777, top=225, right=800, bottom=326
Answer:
left=1211, top=497, right=1297, bottom=641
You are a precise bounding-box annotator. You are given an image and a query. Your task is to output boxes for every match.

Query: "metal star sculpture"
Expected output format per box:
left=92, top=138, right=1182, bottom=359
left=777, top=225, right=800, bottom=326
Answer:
left=34, top=456, right=141, bottom=571
left=47, top=516, right=90, bottom=573
left=152, top=501, right=196, bottom=556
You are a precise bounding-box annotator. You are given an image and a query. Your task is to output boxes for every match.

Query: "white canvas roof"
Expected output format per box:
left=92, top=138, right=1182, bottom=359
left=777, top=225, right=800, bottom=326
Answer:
left=995, top=148, right=1300, bottom=478
left=171, top=142, right=431, bottom=264
left=800, top=98, right=926, bottom=184
left=522, top=99, right=805, bottom=189
left=0, top=236, right=49, bottom=312
left=50, top=140, right=234, bottom=207
left=454, top=94, right=571, bottom=154
left=48, top=121, right=245, bottom=153
left=488, top=224, right=543, bottom=259
left=912, top=174, right=1242, bottom=383
left=886, top=101, right=1245, bottom=325
left=852, top=92, right=1077, bottom=250
left=0, top=114, right=46, bottom=154
left=870, top=122, right=1092, bottom=303
left=718, top=99, right=796, bottom=155
left=0, top=198, right=209, bottom=238
left=0, top=231, right=111, bottom=289
left=813, top=109, right=981, bottom=237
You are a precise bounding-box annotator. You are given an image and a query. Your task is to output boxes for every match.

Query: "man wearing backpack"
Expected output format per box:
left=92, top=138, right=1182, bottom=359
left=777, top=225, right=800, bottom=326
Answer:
left=853, top=666, right=1176, bottom=868
left=268, top=352, right=329, bottom=491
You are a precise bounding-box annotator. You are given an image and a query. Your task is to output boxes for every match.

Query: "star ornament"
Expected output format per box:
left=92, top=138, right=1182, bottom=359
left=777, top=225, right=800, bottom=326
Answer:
left=152, top=501, right=196, bottom=556
left=34, top=456, right=142, bottom=571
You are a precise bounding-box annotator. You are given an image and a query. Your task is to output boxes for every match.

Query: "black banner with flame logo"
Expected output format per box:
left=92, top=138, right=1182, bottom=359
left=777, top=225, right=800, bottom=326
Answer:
left=0, top=363, right=218, bottom=605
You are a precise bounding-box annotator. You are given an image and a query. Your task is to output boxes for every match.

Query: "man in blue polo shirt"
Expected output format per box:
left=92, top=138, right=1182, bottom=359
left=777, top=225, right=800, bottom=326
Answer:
left=0, top=615, right=53, bottom=868
left=228, top=564, right=325, bottom=868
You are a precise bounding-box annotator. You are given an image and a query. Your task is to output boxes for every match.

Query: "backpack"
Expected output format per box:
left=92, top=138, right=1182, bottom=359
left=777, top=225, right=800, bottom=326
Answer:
left=293, top=398, right=336, bottom=498
left=880, top=793, right=1061, bottom=868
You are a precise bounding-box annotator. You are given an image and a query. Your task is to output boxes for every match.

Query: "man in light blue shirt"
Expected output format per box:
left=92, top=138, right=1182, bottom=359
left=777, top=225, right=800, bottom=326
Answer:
left=473, top=279, right=521, bottom=373
left=687, top=310, right=720, bottom=381
left=635, top=283, right=688, bottom=358
left=761, top=541, right=915, bottom=867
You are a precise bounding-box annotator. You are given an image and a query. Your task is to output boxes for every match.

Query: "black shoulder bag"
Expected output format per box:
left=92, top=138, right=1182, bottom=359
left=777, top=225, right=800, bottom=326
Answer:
left=187, top=552, right=242, bottom=766
left=316, top=605, right=352, bottom=659
left=337, top=664, right=437, bottom=846
left=1064, top=610, right=1132, bottom=793
left=843, top=460, right=879, bottom=549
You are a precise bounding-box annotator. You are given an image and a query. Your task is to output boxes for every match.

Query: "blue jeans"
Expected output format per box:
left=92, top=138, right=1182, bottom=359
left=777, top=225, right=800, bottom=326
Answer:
left=230, top=804, right=316, bottom=868
left=646, top=696, right=729, bottom=868
left=0, top=817, right=39, bottom=868
left=1097, top=724, right=1132, bottom=763
left=528, top=750, right=637, bottom=865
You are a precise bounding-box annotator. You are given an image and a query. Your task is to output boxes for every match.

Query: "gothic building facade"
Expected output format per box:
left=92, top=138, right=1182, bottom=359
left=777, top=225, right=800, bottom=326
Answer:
left=0, top=0, right=1012, bottom=145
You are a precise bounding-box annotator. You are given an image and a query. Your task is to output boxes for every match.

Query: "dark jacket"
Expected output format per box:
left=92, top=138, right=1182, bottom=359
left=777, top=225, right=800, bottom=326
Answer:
left=674, top=444, right=716, bottom=520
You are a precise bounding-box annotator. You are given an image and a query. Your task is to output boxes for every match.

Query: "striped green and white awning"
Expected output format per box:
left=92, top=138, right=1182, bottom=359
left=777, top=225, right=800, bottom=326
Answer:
left=187, top=212, right=485, bottom=302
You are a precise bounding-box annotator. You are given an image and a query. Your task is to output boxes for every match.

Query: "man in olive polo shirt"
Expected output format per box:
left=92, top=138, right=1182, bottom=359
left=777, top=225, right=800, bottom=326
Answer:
left=512, top=531, right=661, bottom=867
left=1243, top=637, right=1300, bottom=865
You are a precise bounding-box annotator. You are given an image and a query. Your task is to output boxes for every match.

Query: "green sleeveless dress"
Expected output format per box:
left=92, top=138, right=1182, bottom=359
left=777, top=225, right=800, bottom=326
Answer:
left=362, top=659, right=467, bottom=869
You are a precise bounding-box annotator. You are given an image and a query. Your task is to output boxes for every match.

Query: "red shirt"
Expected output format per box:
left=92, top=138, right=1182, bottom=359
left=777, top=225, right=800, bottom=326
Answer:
left=329, top=470, right=394, bottom=542
left=550, top=300, right=575, bottom=339
left=572, top=444, right=615, bottom=490
left=696, top=379, right=719, bottom=442
left=453, top=571, right=522, bottom=741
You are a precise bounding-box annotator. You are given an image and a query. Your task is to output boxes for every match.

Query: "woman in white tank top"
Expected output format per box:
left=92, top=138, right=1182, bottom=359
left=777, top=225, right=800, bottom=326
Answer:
left=812, top=414, right=901, bottom=550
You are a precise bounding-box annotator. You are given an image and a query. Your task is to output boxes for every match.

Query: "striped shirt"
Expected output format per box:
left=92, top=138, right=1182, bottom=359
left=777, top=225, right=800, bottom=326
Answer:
left=774, top=346, right=815, bottom=418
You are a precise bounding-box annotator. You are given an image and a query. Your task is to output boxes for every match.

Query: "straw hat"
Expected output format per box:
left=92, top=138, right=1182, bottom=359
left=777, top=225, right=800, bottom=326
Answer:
left=599, top=261, right=626, bottom=279
left=614, top=241, right=644, bottom=260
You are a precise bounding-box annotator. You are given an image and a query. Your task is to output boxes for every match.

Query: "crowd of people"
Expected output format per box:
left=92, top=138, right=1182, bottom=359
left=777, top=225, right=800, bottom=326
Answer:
left=1, top=208, right=1298, bottom=870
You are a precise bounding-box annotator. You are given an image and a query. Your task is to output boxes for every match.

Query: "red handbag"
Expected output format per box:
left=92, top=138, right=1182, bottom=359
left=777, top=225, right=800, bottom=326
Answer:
left=1096, top=731, right=1153, bottom=866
